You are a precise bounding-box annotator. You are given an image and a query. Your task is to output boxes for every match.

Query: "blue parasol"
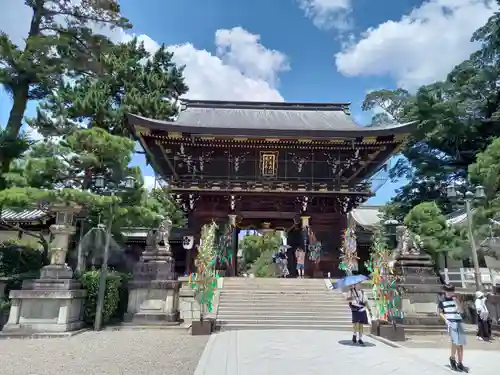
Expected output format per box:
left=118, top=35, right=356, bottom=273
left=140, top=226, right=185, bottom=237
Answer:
left=334, top=274, right=369, bottom=291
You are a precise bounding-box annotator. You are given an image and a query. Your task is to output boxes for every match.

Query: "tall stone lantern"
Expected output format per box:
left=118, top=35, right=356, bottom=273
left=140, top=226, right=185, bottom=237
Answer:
left=2, top=204, right=87, bottom=335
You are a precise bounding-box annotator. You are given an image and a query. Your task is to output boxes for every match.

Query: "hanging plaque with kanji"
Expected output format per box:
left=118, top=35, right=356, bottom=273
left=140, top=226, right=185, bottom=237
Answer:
left=260, top=151, right=278, bottom=177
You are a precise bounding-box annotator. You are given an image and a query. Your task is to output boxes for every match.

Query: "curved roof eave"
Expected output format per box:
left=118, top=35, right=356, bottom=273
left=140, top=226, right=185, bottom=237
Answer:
left=127, top=113, right=416, bottom=138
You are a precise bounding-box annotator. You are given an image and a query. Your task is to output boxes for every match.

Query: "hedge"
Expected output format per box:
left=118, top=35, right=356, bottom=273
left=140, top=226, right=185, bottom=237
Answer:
left=78, top=270, right=127, bottom=326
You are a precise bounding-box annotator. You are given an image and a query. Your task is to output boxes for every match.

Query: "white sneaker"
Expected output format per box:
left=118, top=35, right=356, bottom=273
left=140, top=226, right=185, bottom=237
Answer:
left=476, top=336, right=483, bottom=341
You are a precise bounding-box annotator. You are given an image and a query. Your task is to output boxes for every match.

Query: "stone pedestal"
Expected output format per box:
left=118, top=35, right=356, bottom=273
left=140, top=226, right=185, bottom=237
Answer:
left=394, top=254, right=443, bottom=326
left=2, top=215, right=87, bottom=334
left=125, top=221, right=181, bottom=325
left=178, top=276, right=201, bottom=326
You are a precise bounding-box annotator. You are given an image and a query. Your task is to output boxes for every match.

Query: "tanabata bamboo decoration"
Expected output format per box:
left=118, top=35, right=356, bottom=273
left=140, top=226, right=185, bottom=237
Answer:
left=364, top=229, right=403, bottom=322
left=339, top=214, right=359, bottom=275
left=215, top=224, right=233, bottom=268
left=307, top=228, right=322, bottom=262
left=190, top=221, right=219, bottom=317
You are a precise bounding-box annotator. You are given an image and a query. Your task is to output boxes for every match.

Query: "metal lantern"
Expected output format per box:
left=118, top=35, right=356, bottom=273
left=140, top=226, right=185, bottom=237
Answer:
left=182, top=235, right=194, bottom=250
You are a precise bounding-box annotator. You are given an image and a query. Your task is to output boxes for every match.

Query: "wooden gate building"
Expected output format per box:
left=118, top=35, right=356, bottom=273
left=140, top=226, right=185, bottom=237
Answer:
left=127, top=100, right=413, bottom=277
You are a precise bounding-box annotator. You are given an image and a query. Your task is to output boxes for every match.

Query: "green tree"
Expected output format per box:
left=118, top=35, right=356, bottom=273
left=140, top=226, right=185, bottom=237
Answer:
left=1, top=126, right=185, bottom=226
left=403, top=202, right=464, bottom=262
left=0, top=0, right=130, bottom=185
left=0, top=127, right=185, bottom=263
left=28, top=38, right=188, bottom=138
left=1, top=34, right=189, bottom=237
left=468, top=137, right=500, bottom=248
left=240, top=232, right=281, bottom=270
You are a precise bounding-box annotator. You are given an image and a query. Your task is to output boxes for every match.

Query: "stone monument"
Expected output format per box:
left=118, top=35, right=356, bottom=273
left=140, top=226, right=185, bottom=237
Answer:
left=393, top=225, right=443, bottom=326
left=125, top=217, right=181, bottom=325
left=2, top=205, right=87, bottom=334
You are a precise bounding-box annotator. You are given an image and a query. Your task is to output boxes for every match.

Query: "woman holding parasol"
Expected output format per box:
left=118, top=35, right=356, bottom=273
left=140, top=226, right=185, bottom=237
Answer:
left=336, top=275, right=371, bottom=345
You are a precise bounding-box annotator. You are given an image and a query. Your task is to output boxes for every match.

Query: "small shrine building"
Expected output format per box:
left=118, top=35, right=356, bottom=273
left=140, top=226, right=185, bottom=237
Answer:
left=127, top=99, right=414, bottom=277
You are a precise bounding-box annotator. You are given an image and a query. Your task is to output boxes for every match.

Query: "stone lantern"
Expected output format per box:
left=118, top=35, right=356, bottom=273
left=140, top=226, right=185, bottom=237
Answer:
left=2, top=204, right=87, bottom=335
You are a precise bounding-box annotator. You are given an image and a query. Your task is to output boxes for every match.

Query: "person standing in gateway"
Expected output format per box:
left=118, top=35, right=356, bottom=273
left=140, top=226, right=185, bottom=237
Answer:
left=295, top=247, right=306, bottom=278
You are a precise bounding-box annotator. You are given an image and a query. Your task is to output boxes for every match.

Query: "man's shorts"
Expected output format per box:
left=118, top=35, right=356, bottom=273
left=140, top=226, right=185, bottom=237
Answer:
left=448, top=321, right=467, bottom=346
left=296, top=264, right=304, bottom=270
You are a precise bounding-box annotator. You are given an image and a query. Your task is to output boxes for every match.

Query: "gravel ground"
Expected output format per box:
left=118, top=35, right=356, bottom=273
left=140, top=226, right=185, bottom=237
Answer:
left=0, top=330, right=209, bottom=375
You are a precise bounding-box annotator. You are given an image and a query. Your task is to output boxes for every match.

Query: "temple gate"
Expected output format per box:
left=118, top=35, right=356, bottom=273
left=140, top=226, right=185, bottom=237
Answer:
left=127, top=100, right=413, bottom=277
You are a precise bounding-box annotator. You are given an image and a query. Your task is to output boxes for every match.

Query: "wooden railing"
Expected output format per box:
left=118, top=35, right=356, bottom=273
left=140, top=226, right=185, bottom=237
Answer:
left=440, top=267, right=500, bottom=290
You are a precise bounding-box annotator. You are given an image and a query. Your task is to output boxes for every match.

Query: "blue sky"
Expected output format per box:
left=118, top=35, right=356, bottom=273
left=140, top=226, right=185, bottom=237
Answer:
left=1, top=0, right=496, bottom=204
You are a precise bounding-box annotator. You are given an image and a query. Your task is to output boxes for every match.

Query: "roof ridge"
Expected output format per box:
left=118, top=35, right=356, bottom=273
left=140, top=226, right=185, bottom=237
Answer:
left=181, top=99, right=351, bottom=112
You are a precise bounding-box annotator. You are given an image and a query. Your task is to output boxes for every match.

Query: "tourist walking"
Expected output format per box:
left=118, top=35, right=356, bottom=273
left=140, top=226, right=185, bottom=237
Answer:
left=295, top=247, right=306, bottom=278
left=438, top=284, right=468, bottom=372
left=345, top=282, right=370, bottom=346
left=474, top=291, right=491, bottom=341
left=276, top=250, right=289, bottom=278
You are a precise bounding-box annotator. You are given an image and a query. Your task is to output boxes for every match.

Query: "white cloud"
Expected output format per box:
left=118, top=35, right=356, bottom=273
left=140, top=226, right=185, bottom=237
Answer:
left=215, top=27, right=290, bottom=85
left=120, top=29, right=287, bottom=102
left=335, top=0, right=497, bottom=88
left=297, top=0, right=353, bottom=31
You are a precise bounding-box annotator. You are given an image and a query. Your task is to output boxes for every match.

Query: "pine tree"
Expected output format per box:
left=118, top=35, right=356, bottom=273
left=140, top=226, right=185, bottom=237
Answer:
left=27, top=38, right=188, bottom=138
left=0, top=0, right=131, bottom=186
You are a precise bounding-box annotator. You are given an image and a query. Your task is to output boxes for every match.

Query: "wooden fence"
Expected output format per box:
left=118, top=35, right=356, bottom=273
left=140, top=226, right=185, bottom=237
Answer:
left=440, top=267, right=500, bottom=290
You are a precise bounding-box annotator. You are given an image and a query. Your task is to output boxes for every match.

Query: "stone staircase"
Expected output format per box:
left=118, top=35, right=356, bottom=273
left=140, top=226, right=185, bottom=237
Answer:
left=216, top=278, right=352, bottom=331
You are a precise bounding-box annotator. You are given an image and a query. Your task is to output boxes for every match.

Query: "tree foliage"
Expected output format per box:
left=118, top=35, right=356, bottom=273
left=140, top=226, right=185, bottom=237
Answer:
left=0, top=0, right=131, bottom=185
left=403, top=202, right=464, bottom=260
left=240, top=232, right=281, bottom=270
left=28, top=38, right=187, bottom=137
left=1, top=21, right=188, bottom=257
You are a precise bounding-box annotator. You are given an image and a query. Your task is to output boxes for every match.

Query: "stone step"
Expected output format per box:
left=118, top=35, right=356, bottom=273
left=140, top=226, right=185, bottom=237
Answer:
left=222, top=283, right=327, bottom=288
left=217, top=318, right=350, bottom=326
left=218, top=304, right=348, bottom=312
left=217, top=313, right=351, bottom=321
left=218, top=301, right=346, bottom=308
left=218, top=307, right=347, bottom=315
left=223, top=282, right=328, bottom=287
left=221, top=289, right=329, bottom=293
left=221, top=288, right=332, bottom=292
left=218, top=323, right=353, bottom=331
left=220, top=297, right=345, bottom=302
left=220, top=290, right=343, bottom=295
left=220, top=296, right=340, bottom=301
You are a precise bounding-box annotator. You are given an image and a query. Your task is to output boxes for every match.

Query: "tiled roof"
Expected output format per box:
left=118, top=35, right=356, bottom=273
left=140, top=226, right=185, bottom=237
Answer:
left=351, top=206, right=471, bottom=230
left=128, top=99, right=415, bottom=137
left=0, top=209, right=49, bottom=222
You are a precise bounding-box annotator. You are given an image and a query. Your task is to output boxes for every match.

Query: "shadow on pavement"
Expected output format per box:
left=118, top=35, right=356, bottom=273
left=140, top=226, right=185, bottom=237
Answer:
left=337, top=340, right=376, bottom=347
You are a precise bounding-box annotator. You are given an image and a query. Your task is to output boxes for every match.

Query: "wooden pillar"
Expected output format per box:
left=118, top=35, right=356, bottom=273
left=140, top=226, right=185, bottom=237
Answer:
left=228, top=214, right=238, bottom=276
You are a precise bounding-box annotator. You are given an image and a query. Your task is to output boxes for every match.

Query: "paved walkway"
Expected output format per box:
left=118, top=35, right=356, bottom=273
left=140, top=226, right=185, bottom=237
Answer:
left=194, top=330, right=453, bottom=375
left=407, top=347, right=500, bottom=375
